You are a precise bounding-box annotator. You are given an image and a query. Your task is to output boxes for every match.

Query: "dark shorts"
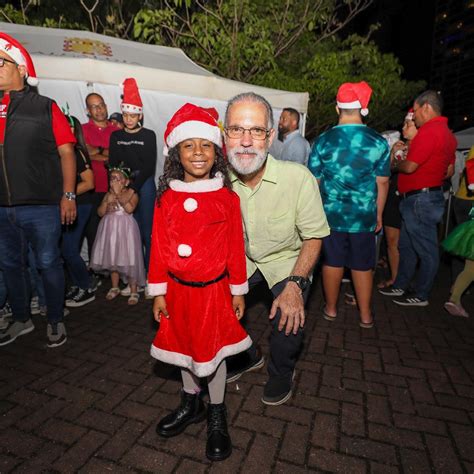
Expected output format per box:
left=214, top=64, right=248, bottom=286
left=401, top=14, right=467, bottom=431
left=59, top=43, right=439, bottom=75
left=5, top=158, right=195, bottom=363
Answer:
left=322, top=230, right=376, bottom=271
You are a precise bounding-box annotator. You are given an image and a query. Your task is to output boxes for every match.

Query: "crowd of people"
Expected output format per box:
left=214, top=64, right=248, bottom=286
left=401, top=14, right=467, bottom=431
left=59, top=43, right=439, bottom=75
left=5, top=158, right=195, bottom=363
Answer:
left=0, top=32, right=473, bottom=462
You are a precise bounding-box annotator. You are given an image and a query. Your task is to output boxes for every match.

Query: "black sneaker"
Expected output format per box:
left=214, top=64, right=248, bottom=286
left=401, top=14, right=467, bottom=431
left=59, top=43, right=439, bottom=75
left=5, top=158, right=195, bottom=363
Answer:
left=65, top=286, right=79, bottom=300
left=393, top=296, right=428, bottom=307
left=90, top=275, right=102, bottom=292
left=65, top=288, right=95, bottom=308
left=262, top=371, right=295, bottom=406
left=47, top=322, right=67, bottom=348
left=378, top=286, right=405, bottom=297
left=226, top=347, right=265, bottom=383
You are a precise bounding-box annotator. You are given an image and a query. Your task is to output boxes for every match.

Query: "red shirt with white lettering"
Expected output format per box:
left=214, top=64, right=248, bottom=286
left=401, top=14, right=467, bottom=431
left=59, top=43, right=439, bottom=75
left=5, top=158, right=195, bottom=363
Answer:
left=0, top=93, right=76, bottom=146
left=398, top=116, right=457, bottom=194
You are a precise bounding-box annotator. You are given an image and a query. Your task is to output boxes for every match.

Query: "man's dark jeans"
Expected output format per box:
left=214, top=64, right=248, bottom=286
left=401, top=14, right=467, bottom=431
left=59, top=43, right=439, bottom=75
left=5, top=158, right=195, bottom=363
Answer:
left=62, top=203, right=93, bottom=290
left=134, top=176, right=156, bottom=273
left=0, top=205, right=65, bottom=325
left=394, top=190, right=445, bottom=300
left=236, top=269, right=310, bottom=381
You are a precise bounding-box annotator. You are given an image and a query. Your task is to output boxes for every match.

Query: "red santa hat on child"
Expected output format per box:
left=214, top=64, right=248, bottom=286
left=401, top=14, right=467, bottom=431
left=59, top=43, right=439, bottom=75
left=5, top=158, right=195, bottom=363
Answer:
left=120, top=78, right=143, bottom=114
left=163, top=103, right=222, bottom=156
left=337, top=81, right=372, bottom=117
left=0, top=33, right=38, bottom=86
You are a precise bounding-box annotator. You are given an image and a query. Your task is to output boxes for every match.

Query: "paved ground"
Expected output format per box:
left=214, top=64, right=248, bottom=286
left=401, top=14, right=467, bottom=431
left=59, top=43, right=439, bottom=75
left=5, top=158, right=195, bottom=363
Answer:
left=1, top=263, right=473, bottom=473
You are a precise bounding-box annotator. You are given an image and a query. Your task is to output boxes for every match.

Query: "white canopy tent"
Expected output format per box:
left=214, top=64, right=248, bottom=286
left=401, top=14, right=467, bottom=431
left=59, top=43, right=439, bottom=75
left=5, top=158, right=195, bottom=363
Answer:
left=454, top=127, right=474, bottom=151
left=0, top=22, right=309, bottom=176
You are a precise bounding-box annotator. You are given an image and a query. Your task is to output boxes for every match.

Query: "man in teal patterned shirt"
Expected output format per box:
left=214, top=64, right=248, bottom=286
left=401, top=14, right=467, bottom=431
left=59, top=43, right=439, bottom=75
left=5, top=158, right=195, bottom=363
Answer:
left=308, top=82, right=390, bottom=328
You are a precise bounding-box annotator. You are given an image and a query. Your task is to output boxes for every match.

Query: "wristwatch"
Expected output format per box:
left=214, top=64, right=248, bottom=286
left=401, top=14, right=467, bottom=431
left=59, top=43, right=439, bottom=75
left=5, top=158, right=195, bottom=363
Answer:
left=288, top=275, right=310, bottom=291
left=63, top=192, right=76, bottom=201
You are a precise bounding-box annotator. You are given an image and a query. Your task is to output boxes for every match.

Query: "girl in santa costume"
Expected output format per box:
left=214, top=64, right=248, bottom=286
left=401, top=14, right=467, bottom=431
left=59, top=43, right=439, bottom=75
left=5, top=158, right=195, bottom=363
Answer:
left=148, top=103, right=251, bottom=462
left=442, top=157, right=474, bottom=318
left=90, top=165, right=146, bottom=304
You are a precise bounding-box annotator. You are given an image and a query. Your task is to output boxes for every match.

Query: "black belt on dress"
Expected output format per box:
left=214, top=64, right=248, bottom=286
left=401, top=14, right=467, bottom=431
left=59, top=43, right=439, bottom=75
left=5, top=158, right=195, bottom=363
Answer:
left=400, top=186, right=443, bottom=199
left=168, top=271, right=227, bottom=288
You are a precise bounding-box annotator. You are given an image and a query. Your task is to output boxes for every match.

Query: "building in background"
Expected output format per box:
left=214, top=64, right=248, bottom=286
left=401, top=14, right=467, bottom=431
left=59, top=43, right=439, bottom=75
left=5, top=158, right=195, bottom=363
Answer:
left=431, top=0, right=474, bottom=131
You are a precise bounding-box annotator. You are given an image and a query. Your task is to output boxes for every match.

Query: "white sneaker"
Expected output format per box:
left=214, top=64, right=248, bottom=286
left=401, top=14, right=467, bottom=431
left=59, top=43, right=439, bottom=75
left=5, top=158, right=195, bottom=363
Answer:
left=0, top=319, right=35, bottom=346
left=0, top=304, right=13, bottom=330
left=30, top=296, right=40, bottom=315
left=47, top=322, right=67, bottom=348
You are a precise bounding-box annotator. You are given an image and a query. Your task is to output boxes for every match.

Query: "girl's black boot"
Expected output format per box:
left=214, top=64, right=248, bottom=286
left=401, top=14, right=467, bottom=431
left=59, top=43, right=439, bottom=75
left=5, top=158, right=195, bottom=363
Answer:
left=156, top=391, right=206, bottom=438
left=206, top=403, right=232, bottom=461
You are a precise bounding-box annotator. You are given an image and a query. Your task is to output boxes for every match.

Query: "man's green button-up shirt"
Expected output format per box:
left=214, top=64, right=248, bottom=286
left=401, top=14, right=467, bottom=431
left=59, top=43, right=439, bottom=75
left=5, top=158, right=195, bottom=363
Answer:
left=231, top=154, right=330, bottom=289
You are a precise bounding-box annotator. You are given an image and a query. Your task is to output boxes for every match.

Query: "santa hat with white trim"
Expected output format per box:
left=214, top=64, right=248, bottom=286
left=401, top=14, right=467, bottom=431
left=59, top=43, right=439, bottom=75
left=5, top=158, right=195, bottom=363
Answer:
left=163, top=103, right=222, bottom=156
left=120, top=78, right=143, bottom=114
left=405, top=108, right=414, bottom=121
left=0, top=32, right=38, bottom=86
left=336, top=81, right=372, bottom=117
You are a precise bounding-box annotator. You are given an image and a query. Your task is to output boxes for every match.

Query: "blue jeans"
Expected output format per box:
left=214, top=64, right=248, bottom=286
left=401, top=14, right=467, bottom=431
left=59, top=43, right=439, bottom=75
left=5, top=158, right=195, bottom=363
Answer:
left=0, top=270, right=7, bottom=308
left=394, top=191, right=445, bottom=300
left=0, top=205, right=65, bottom=324
left=28, top=247, right=46, bottom=306
left=134, top=177, right=156, bottom=272
left=62, top=203, right=92, bottom=289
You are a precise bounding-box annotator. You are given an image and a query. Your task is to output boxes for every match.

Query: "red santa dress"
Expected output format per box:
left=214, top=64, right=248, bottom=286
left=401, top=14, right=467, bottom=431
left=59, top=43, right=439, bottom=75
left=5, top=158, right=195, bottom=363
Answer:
left=148, top=174, right=252, bottom=377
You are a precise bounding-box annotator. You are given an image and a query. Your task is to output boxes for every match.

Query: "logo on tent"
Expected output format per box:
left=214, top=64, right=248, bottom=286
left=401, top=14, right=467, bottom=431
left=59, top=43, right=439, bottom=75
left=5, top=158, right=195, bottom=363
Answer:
left=63, top=38, right=112, bottom=57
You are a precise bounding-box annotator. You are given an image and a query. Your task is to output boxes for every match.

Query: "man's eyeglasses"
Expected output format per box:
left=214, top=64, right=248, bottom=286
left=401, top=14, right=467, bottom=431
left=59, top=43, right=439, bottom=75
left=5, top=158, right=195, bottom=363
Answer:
left=225, top=126, right=270, bottom=140
left=88, top=102, right=106, bottom=110
left=0, top=58, right=17, bottom=68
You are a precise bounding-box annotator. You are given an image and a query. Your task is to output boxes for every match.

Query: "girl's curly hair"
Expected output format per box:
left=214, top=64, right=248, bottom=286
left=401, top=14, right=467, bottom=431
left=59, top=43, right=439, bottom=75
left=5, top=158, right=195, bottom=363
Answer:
left=156, top=145, right=232, bottom=204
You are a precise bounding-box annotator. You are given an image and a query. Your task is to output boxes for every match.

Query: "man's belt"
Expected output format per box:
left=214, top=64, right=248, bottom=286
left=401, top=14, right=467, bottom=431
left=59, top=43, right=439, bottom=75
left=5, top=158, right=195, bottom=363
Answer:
left=400, top=186, right=443, bottom=199
left=168, top=271, right=227, bottom=288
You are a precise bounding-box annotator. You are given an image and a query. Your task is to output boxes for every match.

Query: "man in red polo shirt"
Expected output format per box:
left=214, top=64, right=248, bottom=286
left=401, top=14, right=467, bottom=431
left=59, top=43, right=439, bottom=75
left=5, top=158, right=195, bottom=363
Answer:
left=82, top=93, right=119, bottom=262
left=380, top=90, right=456, bottom=306
left=0, top=33, right=76, bottom=347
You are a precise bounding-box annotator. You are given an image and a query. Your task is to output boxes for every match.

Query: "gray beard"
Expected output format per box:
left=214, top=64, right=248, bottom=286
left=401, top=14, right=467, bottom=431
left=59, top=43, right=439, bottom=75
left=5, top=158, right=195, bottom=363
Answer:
left=228, top=147, right=268, bottom=176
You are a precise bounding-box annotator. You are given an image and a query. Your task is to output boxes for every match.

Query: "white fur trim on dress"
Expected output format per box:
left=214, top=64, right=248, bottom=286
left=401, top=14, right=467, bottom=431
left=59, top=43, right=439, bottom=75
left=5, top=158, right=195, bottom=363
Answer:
left=230, top=281, right=249, bottom=295
left=166, top=120, right=222, bottom=151
left=177, top=244, right=192, bottom=257
left=147, top=282, right=167, bottom=295
left=169, top=175, right=223, bottom=193
left=183, top=198, right=198, bottom=212
left=150, top=335, right=252, bottom=377
left=337, top=100, right=362, bottom=109
left=121, top=103, right=143, bottom=114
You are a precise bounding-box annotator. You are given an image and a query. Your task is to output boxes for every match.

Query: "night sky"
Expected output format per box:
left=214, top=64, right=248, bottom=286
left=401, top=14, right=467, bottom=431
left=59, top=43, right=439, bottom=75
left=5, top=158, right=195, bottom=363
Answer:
left=353, top=0, right=436, bottom=82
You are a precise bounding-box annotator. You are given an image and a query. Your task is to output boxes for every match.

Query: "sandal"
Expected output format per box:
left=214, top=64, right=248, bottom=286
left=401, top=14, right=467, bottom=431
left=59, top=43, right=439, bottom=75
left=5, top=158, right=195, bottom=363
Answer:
left=106, top=287, right=120, bottom=300
left=322, top=305, right=337, bottom=322
left=359, top=313, right=374, bottom=329
left=344, top=291, right=357, bottom=306
left=377, top=280, right=394, bottom=289
left=128, top=293, right=140, bottom=305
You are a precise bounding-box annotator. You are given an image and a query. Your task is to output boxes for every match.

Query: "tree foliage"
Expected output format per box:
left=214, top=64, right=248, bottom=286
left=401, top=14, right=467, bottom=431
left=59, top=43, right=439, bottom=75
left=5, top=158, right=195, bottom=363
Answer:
left=0, top=0, right=425, bottom=138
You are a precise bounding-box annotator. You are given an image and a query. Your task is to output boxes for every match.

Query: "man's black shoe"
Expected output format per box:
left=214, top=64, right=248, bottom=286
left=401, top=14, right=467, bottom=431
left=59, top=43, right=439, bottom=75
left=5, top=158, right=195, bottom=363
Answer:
left=156, top=391, right=206, bottom=438
left=226, top=347, right=265, bottom=383
left=206, top=403, right=232, bottom=462
left=65, top=288, right=95, bottom=308
left=262, top=371, right=295, bottom=406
